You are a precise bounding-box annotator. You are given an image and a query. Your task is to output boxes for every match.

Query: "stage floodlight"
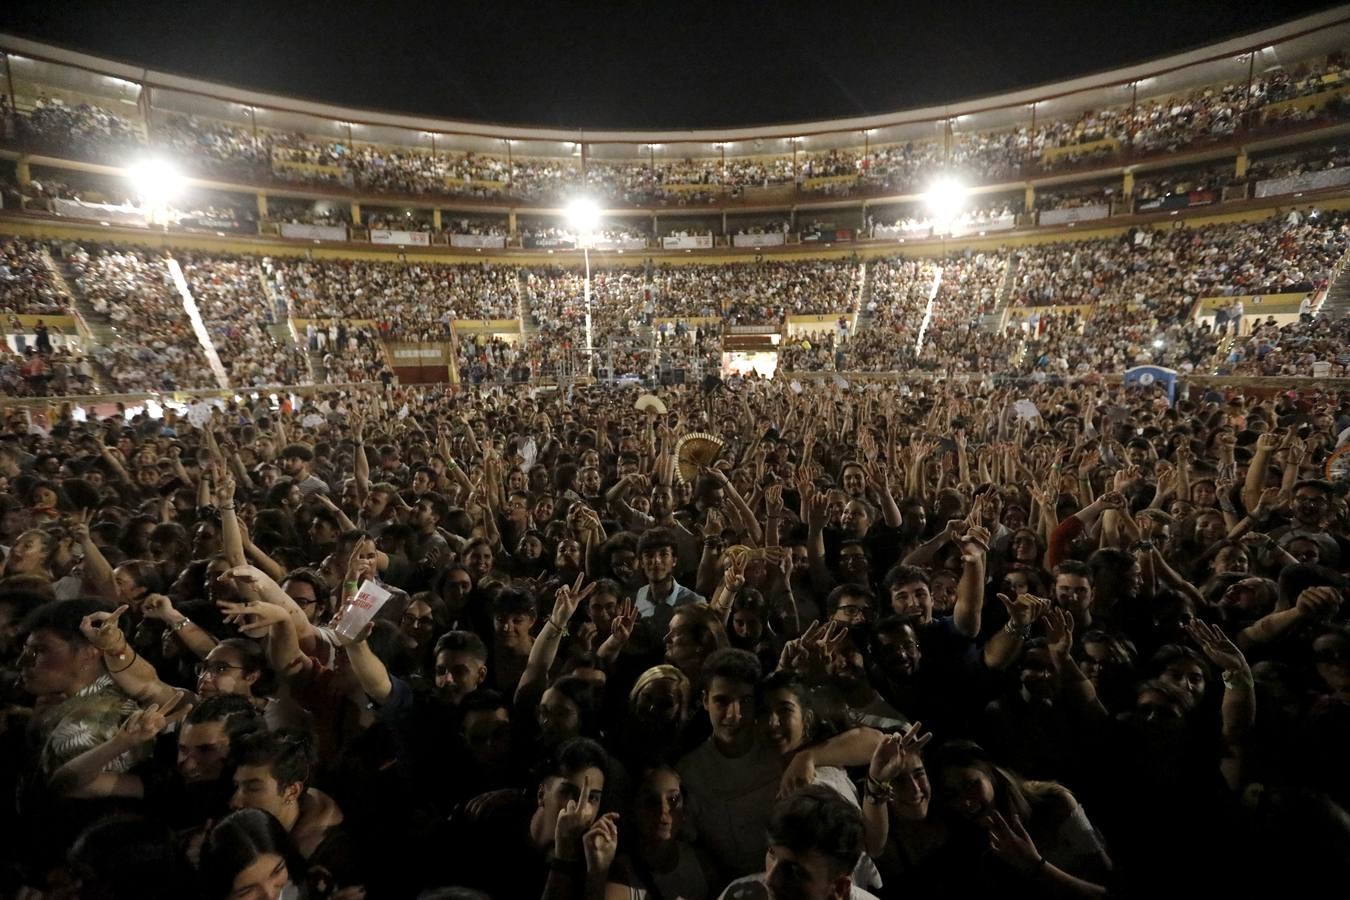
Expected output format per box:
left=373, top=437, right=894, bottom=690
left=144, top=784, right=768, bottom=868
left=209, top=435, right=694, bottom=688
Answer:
left=924, top=177, right=968, bottom=223
left=126, top=158, right=185, bottom=206
left=564, top=197, right=601, bottom=234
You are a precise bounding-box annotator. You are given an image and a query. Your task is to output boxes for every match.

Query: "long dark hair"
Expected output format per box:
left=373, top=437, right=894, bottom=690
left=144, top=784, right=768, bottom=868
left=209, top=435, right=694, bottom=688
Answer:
left=199, top=809, right=304, bottom=900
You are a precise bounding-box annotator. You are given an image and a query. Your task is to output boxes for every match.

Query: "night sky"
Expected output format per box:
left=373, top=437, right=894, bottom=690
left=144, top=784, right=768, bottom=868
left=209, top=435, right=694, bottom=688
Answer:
left=0, top=0, right=1339, bottom=129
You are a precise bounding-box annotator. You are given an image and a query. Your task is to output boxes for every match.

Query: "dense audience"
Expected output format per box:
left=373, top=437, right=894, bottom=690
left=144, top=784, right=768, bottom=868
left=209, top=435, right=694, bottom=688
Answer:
left=271, top=258, right=520, bottom=341
left=10, top=51, right=1349, bottom=208
left=180, top=254, right=308, bottom=387
left=0, top=237, right=68, bottom=316
left=0, top=371, right=1347, bottom=900
left=61, top=243, right=217, bottom=392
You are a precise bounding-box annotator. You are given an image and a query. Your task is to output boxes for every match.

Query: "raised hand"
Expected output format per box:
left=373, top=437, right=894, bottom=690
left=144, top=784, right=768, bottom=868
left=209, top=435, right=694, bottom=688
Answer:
left=551, top=573, right=597, bottom=627
left=1042, top=607, right=1074, bottom=666
left=702, top=507, right=725, bottom=539
left=79, top=604, right=129, bottom=652
left=806, top=491, right=830, bottom=532
left=1253, top=487, right=1284, bottom=518
left=764, top=483, right=785, bottom=518
left=215, top=473, right=236, bottom=507
left=1294, top=586, right=1342, bottom=622
left=779, top=620, right=825, bottom=673
left=958, top=524, right=992, bottom=563
left=1097, top=490, right=1127, bottom=511
left=554, top=773, right=600, bottom=860
left=608, top=598, right=638, bottom=647
left=1184, top=618, right=1248, bottom=676
left=140, top=593, right=178, bottom=623
left=863, top=460, right=891, bottom=495
left=998, top=593, right=1051, bottom=629
left=582, top=812, right=620, bottom=875
left=217, top=598, right=291, bottom=631
left=983, top=810, right=1043, bottom=872
left=722, top=553, right=749, bottom=594
left=867, top=721, right=933, bottom=783
left=118, top=692, right=190, bottom=744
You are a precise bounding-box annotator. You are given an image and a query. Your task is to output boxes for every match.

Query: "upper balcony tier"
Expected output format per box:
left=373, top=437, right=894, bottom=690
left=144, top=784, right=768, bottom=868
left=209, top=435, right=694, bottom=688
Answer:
left=3, top=9, right=1350, bottom=212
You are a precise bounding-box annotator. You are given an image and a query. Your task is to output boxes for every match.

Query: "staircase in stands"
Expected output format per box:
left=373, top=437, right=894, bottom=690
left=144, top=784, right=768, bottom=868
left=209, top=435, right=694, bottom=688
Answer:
left=979, top=254, right=1020, bottom=334
left=1316, top=249, right=1350, bottom=320
left=43, top=246, right=120, bottom=389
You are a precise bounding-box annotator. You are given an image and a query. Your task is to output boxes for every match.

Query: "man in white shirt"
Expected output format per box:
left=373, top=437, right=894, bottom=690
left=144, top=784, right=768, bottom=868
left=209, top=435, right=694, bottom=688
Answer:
left=634, top=528, right=703, bottom=632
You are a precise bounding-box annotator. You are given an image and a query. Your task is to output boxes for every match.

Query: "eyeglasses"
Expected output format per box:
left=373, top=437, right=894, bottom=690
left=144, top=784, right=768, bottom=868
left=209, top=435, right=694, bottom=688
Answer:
left=402, top=614, right=436, bottom=629
left=196, top=661, right=244, bottom=678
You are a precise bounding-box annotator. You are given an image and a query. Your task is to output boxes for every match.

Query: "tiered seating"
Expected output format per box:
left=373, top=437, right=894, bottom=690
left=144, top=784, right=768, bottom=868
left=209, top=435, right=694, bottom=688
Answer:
left=178, top=254, right=308, bottom=387
left=270, top=259, right=519, bottom=341
left=66, top=244, right=216, bottom=391
left=0, top=237, right=68, bottom=315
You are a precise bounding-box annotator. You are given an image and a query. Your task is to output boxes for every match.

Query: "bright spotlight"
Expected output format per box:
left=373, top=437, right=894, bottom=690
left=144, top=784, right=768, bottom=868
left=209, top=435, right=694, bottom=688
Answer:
left=126, top=158, right=185, bottom=205
left=1152, top=339, right=1165, bottom=349
left=924, top=177, right=967, bottom=223
left=565, top=197, right=601, bottom=234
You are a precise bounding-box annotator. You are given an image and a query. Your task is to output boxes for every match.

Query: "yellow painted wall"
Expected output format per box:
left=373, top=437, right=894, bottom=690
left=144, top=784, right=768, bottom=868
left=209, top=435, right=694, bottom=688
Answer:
left=1195, top=292, right=1306, bottom=314
left=1, top=314, right=79, bottom=330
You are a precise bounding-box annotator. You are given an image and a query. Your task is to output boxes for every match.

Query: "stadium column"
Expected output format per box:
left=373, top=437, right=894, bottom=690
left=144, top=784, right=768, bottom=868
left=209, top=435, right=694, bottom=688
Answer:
left=15, top=158, right=30, bottom=189
left=1024, top=184, right=1035, bottom=212
left=1235, top=150, right=1248, bottom=179
left=255, top=193, right=268, bottom=220
left=351, top=202, right=362, bottom=227
left=1122, top=171, right=1134, bottom=197
left=508, top=210, right=517, bottom=236
left=433, top=209, right=442, bottom=230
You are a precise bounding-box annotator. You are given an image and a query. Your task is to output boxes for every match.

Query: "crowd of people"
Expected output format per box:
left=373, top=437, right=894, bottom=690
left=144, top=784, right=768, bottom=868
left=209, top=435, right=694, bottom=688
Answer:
left=0, top=373, right=1347, bottom=900
left=180, top=255, right=308, bottom=388
left=59, top=243, right=218, bottom=393
left=271, top=259, right=520, bottom=342
left=9, top=50, right=1349, bottom=210
left=1, top=237, right=69, bottom=317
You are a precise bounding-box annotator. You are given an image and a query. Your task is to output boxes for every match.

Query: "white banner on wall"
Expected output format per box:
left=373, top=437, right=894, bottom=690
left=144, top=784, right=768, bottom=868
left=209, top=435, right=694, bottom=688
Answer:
left=450, top=234, right=507, bottom=249
left=1255, top=167, right=1350, bottom=198
left=591, top=237, right=648, bottom=251
left=52, top=198, right=147, bottom=226
left=662, top=234, right=713, bottom=250
left=370, top=229, right=431, bottom=246
left=732, top=232, right=787, bottom=248
left=279, top=223, right=348, bottom=241
left=1038, top=205, right=1111, bottom=226
left=949, top=213, right=1019, bottom=235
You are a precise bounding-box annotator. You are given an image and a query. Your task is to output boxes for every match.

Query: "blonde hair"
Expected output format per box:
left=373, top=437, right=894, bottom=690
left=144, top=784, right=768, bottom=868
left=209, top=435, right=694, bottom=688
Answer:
left=629, top=664, right=691, bottom=709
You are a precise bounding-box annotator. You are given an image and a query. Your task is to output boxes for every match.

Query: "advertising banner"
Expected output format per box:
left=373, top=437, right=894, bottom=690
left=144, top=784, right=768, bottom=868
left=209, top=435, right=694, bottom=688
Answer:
left=370, top=229, right=431, bottom=246
left=52, top=198, right=146, bottom=226
left=1038, top=204, right=1111, bottom=226
left=662, top=234, right=713, bottom=250
left=1255, top=167, right=1350, bottom=198
left=732, top=232, right=786, bottom=248
left=450, top=234, right=507, bottom=249
left=279, top=223, right=348, bottom=241
left=801, top=228, right=855, bottom=242
left=523, top=235, right=577, bottom=249
left=1135, top=190, right=1217, bottom=212
left=590, top=236, right=648, bottom=251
